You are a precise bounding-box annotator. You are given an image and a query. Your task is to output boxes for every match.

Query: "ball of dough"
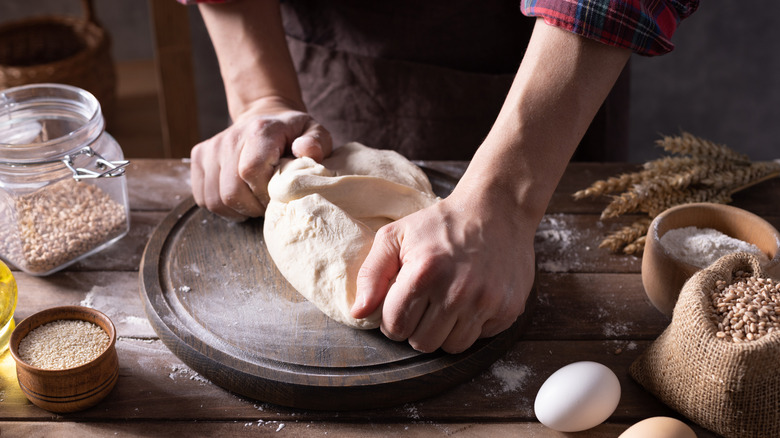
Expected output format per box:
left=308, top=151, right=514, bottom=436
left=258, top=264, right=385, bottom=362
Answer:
left=263, top=142, right=440, bottom=329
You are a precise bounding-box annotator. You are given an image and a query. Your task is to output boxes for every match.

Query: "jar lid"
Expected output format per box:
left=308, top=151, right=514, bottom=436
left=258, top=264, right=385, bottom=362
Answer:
left=0, top=83, right=127, bottom=180
left=0, top=83, right=102, bottom=164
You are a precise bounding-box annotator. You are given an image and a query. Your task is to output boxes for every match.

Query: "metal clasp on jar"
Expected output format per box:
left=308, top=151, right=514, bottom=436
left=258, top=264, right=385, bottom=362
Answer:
left=62, top=146, right=130, bottom=181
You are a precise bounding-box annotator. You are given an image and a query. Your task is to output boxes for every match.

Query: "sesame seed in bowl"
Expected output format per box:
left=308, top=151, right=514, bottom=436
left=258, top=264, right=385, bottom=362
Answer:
left=9, top=306, right=119, bottom=413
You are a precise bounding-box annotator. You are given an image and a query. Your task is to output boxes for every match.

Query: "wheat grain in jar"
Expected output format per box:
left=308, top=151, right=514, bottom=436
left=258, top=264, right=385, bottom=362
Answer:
left=0, top=83, right=129, bottom=275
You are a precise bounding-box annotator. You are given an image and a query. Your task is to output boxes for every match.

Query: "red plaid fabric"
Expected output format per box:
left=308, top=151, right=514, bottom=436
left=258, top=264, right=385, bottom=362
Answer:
left=178, top=0, right=698, bottom=56
left=520, top=0, right=699, bottom=55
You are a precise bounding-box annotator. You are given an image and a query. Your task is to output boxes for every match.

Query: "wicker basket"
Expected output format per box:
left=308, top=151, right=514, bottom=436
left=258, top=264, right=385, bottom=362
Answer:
left=0, top=0, right=116, bottom=121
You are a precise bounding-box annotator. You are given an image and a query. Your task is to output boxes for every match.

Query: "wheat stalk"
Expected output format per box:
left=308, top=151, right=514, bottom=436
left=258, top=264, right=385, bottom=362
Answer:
left=572, top=169, right=653, bottom=200
left=623, top=235, right=647, bottom=255
left=701, top=161, right=780, bottom=189
left=598, top=218, right=652, bottom=253
left=656, top=132, right=750, bottom=163
left=574, top=132, right=779, bottom=255
left=640, top=187, right=733, bottom=218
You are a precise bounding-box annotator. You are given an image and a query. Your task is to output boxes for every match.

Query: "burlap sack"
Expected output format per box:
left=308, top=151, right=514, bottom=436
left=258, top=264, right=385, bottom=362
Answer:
left=630, top=252, right=780, bottom=438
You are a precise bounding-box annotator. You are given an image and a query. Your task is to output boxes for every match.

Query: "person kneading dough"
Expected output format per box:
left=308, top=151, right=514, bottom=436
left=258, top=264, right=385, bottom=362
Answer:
left=263, top=142, right=439, bottom=329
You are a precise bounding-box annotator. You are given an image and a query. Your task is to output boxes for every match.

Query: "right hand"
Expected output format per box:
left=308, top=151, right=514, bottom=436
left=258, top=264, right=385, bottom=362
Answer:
left=190, top=99, right=332, bottom=221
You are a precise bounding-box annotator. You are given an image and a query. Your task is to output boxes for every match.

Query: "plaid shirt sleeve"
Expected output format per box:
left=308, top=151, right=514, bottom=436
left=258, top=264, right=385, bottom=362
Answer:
left=179, top=0, right=697, bottom=56
left=521, top=0, right=699, bottom=56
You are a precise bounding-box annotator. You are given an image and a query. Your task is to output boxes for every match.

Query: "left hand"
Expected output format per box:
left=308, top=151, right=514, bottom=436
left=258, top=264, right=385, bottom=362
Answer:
left=190, top=103, right=331, bottom=221
left=350, top=187, right=536, bottom=354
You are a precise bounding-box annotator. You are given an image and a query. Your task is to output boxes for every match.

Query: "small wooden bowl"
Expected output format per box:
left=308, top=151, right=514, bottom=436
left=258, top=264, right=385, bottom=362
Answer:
left=9, top=306, right=118, bottom=413
left=642, top=203, right=780, bottom=318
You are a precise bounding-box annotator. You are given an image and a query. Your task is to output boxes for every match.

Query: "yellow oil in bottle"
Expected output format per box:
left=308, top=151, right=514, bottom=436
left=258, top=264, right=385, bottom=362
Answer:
left=0, top=260, right=17, bottom=353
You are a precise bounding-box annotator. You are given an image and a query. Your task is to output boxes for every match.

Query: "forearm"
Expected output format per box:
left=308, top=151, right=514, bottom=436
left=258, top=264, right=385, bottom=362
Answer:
left=199, top=0, right=304, bottom=120
left=458, top=18, right=631, bottom=225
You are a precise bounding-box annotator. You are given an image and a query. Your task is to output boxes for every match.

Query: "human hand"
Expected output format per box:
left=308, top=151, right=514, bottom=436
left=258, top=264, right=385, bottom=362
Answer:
left=190, top=99, right=332, bottom=221
left=350, top=188, right=536, bottom=354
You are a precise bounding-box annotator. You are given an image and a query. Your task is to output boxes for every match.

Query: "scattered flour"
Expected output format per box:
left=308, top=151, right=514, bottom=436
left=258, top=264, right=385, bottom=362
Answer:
left=602, top=321, right=633, bottom=337
left=120, top=315, right=152, bottom=328
left=484, top=360, right=532, bottom=396
left=244, top=419, right=286, bottom=432
left=536, top=218, right=574, bottom=250
left=168, top=364, right=211, bottom=385
left=660, top=226, right=769, bottom=268
left=78, top=290, right=156, bottom=335
left=610, top=340, right=638, bottom=355
left=536, top=215, right=579, bottom=273
left=80, top=290, right=96, bottom=308
left=188, top=263, right=202, bottom=276
left=404, top=403, right=421, bottom=420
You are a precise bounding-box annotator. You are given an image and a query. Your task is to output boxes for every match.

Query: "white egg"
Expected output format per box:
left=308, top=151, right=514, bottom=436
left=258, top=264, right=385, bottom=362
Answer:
left=534, top=361, right=621, bottom=432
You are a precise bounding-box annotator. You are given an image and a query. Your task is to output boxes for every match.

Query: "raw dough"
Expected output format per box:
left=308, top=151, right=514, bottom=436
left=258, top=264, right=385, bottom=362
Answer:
left=263, top=142, right=440, bottom=329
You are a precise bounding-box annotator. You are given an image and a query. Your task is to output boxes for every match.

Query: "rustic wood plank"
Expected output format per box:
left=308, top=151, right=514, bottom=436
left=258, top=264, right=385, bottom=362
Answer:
left=730, top=176, right=780, bottom=217
left=529, top=273, right=669, bottom=340
left=14, top=272, right=665, bottom=353
left=535, top=213, right=644, bottom=274
left=0, top=339, right=678, bottom=423
left=0, top=420, right=719, bottom=437
left=6, top=270, right=676, bottom=422
left=2, top=160, right=772, bottom=438
left=12, top=272, right=667, bottom=344
left=12, top=271, right=155, bottom=340
left=10, top=266, right=675, bottom=422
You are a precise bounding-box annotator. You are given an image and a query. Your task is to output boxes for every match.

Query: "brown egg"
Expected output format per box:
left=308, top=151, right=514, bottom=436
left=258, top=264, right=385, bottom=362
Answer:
left=618, top=417, right=697, bottom=438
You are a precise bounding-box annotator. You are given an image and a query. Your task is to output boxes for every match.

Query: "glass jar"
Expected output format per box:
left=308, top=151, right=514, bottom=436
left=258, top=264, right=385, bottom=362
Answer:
left=0, top=260, right=17, bottom=353
left=0, top=83, right=130, bottom=276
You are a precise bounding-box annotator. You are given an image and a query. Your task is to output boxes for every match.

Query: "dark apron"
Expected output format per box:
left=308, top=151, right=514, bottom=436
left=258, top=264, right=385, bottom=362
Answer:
left=281, top=0, right=628, bottom=161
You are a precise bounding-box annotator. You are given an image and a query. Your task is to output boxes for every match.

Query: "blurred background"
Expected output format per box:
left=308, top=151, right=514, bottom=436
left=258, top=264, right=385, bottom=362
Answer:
left=1, top=0, right=777, bottom=162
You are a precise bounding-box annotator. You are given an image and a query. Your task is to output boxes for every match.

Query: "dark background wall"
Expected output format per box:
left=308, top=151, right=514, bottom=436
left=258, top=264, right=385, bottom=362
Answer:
left=628, top=1, right=779, bottom=163
left=2, top=0, right=778, bottom=163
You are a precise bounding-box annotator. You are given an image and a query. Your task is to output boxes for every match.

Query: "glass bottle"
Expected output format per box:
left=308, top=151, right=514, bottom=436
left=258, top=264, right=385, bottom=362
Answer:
left=0, top=260, right=17, bottom=353
left=0, top=83, right=130, bottom=276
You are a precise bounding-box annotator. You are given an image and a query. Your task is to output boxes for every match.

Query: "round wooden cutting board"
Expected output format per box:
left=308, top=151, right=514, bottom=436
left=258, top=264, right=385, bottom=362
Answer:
left=139, top=168, right=533, bottom=410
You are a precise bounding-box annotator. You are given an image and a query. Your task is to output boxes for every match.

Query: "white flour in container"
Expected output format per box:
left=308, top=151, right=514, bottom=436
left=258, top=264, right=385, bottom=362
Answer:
left=660, top=226, right=769, bottom=268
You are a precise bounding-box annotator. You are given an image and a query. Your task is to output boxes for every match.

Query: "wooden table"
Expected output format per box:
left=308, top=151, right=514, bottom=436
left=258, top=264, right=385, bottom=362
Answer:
left=1, top=159, right=776, bottom=437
